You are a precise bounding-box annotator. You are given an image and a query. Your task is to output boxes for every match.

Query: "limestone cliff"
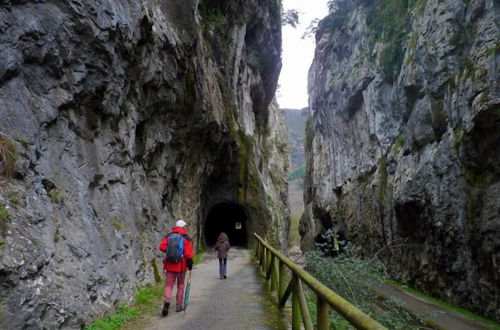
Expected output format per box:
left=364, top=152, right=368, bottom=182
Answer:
left=0, top=0, right=289, bottom=328
left=302, top=0, right=499, bottom=320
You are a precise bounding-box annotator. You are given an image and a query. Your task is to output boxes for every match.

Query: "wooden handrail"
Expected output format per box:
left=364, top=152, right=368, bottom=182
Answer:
left=254, top=233, right=387, bottom=330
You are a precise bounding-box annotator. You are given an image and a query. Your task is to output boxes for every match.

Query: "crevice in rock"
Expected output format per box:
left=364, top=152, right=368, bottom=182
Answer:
left=394, top=201, right=423, bottom=240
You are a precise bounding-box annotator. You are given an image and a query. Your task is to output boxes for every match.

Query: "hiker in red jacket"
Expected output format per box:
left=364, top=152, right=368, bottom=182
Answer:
left=159, top=220, right=194, bottom=317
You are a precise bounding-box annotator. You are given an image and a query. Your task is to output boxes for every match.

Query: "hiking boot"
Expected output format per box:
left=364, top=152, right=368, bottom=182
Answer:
left=176, top=305, right=183, bottom=312
left=223, top=275, right=227, bottom=279
left=162, top=302, right=170, bottom=317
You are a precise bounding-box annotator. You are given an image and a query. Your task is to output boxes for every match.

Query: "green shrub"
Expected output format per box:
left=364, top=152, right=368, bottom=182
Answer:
left=248, top=58, right=263, bottom=73
left=304, top=230, right=427, bottom=328
left=281, top=9, right=299, bottom=27
left=325, top=0, right=417, bottom=82
left=324, top=0, right=355, bottom=31
left=199, top=0, right=227, bottom=33
left=366, top=0, right=414, bottom=82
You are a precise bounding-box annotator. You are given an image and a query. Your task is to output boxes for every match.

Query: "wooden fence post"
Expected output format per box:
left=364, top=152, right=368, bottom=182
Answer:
left=297, top=278, right=313, bottom=330
left=317, top=295, right=330, bottom=330
left=292, top=274, right=301, bottom=330
left=253, top=233, right=386, bottom=330
left=279, top=260, right=286, bottom=298
left=270, top=256, right=277, bottom=292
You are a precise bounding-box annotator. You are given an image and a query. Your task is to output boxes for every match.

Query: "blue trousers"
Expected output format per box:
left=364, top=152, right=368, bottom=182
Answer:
left=218, top=258, right=227, bottom=276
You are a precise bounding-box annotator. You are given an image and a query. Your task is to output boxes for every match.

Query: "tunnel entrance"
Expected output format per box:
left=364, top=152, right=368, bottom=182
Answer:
left=204, top=202, right=248, bottom=247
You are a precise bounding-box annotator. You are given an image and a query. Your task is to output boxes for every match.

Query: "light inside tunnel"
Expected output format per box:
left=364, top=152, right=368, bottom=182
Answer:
left=204, top=202, right=248, bottom=247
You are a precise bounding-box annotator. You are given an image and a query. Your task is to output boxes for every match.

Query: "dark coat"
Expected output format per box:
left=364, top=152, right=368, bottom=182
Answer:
left=214, top=239, right=230, bottom=259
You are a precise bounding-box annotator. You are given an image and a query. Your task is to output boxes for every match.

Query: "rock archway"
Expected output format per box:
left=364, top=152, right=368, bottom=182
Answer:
left=204, top=202, right=248, bottom=247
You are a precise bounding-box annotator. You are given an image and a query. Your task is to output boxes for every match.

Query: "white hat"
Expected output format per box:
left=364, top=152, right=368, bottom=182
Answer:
left=176, top=220, right=187, bottom=227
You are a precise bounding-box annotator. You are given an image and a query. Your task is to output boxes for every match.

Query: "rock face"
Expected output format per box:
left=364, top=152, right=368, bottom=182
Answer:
left=0, top=0, right=289, bottom=328
left=302, top=0, right=499, bottom=320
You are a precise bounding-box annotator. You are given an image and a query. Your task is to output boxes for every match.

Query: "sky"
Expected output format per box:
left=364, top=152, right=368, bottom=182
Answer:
left=277, top=0, right=329, bottom=109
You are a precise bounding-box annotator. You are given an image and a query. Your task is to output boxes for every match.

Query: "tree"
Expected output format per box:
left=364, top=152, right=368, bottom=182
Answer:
left=281, top=9, right=299, bottom=28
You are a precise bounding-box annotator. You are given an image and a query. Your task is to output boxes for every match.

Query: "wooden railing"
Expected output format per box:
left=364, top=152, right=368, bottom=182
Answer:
left=254, top=233, right=387, bottom=330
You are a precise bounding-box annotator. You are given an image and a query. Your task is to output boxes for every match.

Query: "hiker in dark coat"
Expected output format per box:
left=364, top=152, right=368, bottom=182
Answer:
left=214, top=232, right=230, bottom=279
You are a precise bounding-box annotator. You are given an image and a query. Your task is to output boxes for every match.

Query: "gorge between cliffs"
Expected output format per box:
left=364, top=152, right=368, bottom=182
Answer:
left=0, top=0, right=499, bottom=328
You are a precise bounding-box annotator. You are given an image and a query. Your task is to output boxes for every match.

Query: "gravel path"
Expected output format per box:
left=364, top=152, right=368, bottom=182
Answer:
left=374, top=283, right=498, bottom=330
left=134, top=247, right=499, bottom=330
left=141, top=248, right=275, bottom=330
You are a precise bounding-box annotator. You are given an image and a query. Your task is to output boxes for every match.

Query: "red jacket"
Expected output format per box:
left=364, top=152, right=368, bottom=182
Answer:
left=159, top=226, right=194, bottom=273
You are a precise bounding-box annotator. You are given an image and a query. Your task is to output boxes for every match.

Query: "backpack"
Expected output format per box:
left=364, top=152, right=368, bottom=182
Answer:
left=165, top=233, right=184, bottom=263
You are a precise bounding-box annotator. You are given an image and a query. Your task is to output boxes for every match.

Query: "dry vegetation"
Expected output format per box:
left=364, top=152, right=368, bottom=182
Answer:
left=0, top=137, right=17, bottom=178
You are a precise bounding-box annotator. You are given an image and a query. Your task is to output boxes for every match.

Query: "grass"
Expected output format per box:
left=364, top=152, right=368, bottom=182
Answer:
left=8, top=193, right=21, bottom=205
left=86, top=285, right=163, bottom=330
left=0, top=203, right=9, bottom=221
left=0, top=241, right=5, bottom=249
left=252, top=255, right=289, bottom=330
left=86, top=304, right=139, bottom=330
left=393, top=136, right=405, bottom=154
left=452, top=128, right=465, bottom=149
left=48, top=189, right=65, bottom=203
left=377, top=156, right=388, bottom=204
left=134, top=286, right=163, bottom=312
left=15, top=137, right=30, bottom=149
left=110, top=218, right=124, bottom=231
left=389, top=280, right=500, bottom=328
left=258, top=281, right=289, bottom=330
left=194, top=246, right=206, bottom=265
